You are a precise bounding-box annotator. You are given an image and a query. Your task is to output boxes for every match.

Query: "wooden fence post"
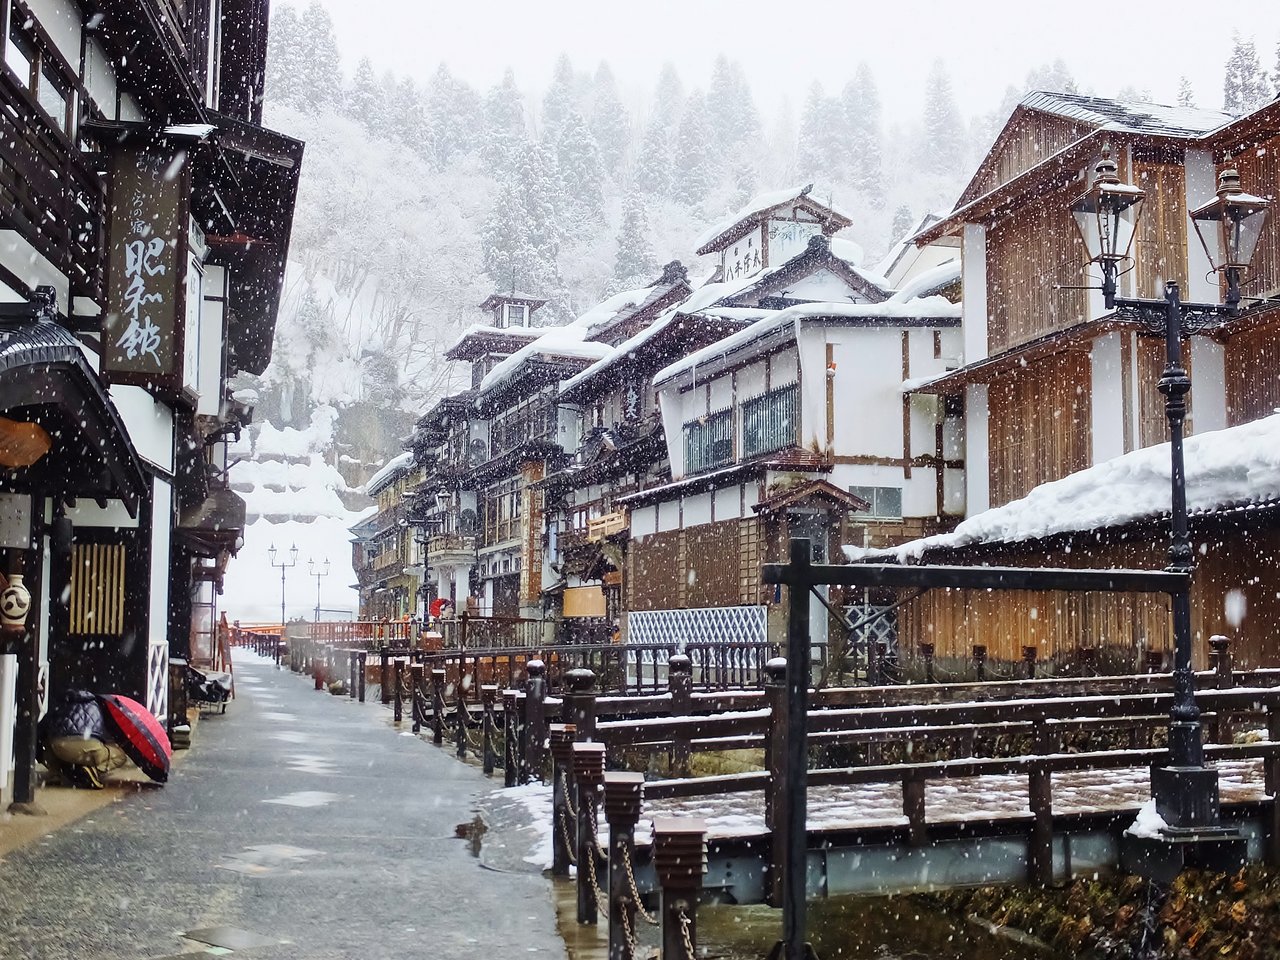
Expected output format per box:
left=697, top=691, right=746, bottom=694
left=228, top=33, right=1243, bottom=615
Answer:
left=380, top=646, right=392, bottom=704
left=563, top=668, right=598, bottom=742
left=763, top=656, right=788, bottom=908
left=1028, top=767, right=1054, bottom=886
left=481, top=684, right=499, bottom=775
left=1022, top=645, right=1037, bottom=680
left=669, top=654, right=693, bottom=777
left=349, top=650, right=358, bottom=699
left=357, top=650, right=367, bottom=702
left=903, top=776, right=927, bottom=847
left=653, top=817, right=707, bottom=960
left=431, top=668, right=447, bottom=746
left=972, top=644, right=987, bottom=682
left=573, top=741, right=606, bottom=925
left=526, top=660, right=548, bottom=778
left=392, top=657, right=404, bottom=722
left=410, top=663, right=425, bottom=733
left=549, top=723, right=577, bottom=877
left=503, top=690, right=520, bottom=787
left=603, top=772, right=645, bottom=960
left=920, top=643, right=935, bottom=684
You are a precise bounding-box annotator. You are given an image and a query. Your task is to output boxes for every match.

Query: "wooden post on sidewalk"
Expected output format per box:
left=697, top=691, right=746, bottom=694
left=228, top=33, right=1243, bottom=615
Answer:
left=573, top=741, right=606, bottom=925
left=653, top=817, right=707, bottom=960
left=549, top=723, right=577, bottom=877
left=603, top=772, right=644, bottom=960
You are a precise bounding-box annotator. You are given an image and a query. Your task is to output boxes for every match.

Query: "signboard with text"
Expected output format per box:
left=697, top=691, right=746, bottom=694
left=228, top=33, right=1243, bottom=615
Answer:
left=103, top=143, right=192, bottom=398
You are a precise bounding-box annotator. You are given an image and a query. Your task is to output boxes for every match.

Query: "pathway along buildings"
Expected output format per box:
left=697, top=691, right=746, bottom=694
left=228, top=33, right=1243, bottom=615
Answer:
left=0, top=1, right=301, bottom=808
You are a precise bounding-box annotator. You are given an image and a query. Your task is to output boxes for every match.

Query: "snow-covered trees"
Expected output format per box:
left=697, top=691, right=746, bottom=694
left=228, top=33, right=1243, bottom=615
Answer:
left=423, top=66, right=482, bottom=169
left=1223, top=35, right=1273, bottom=114
left=555, top=112, right=605, bottom=223
left=1177, top=76, right=1195, bottom=108
left=707, top=56, right=762, bottom=156
left=921, top=60, right=967, bottom=175
left=541, top=54, right=579, bottom=141
left=843, top=64, right=883, bottom=202
left=633, top=120, right=670, bottom=196
left=589, top=64, right=630, bottom=176
left=613, top=191, right=657, bottom=287
left=671, top=91, right=713, bottom=204
left=297, top=2, right=341, bottom=110
left=482, top=70, right=529, bottom=176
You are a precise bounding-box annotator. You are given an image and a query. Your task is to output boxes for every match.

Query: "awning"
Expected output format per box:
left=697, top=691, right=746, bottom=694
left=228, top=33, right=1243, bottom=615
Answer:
left=0, top=319, right=147, bottom=515
left=177, top=487, right=247, bottom=556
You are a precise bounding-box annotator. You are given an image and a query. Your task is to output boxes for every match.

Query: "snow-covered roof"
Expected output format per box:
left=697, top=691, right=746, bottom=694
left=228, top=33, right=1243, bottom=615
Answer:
left=694, top=184, right=854, bottom=255
left=848, top=413, right=1280, bottom=563
left=1020, top=90, right=1233, bottom=137
left=891, top=258, right=961, bottom=303
left=874, top=213, right=944, bottom=280
left=476, top=285, right=653, bottom=397
left=364, top=450, right=414, bottom=497
left=652, top=296, right=962, bottom=389
left=560, top=305, right=763, bottom=400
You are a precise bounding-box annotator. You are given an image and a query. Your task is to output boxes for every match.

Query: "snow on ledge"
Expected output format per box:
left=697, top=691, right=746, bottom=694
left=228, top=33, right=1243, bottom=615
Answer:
left=847, top=412, right=1280, bottom=563
left=364, top=450, right=413, bottom=496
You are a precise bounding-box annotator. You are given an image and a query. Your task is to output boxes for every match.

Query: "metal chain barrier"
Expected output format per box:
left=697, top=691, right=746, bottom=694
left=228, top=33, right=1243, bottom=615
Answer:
left=561, top=768, right=577, bottom=819
left=676, top=905, right=696, bottom=960
left=620, top=843, right=659, bottom=925
left=556, top=801, right=578, bottom=866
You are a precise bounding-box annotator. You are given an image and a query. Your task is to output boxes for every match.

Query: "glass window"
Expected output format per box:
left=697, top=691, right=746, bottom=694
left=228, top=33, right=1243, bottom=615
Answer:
left=5, top=22, right=33, bottom=88
left=38, top=62, right=69, bottom=133
left=849, top=485, right=904, bottom=521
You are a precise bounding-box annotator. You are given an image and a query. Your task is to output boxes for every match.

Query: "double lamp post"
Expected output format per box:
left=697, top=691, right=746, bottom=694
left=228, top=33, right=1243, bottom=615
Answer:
left=1070, top=148, right=1269, bottom=839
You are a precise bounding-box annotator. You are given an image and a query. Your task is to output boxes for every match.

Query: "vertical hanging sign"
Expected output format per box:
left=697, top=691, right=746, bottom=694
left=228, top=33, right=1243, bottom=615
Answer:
left=103, top=142, right=191, bottom=395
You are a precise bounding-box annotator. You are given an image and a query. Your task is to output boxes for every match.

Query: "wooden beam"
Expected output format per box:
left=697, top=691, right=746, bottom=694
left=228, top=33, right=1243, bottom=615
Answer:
left=761, top=561, right=1189, bottom=595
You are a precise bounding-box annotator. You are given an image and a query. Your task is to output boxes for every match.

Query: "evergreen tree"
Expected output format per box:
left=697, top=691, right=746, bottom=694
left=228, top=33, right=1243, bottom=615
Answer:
left=651, top=62, right=685, bottom=127
left=890, top=205, right=914, bottom=243
left=633, top=120, right=669, bottom=196
left=555, top=111, right=605, bottom=223
left=542, top=54, right=578, bottom=141
left=706, top=56, right=762, bottom=156
left=1025, top=59, right=1077, bottom=94
left=1177, top=76, right=1195, bottom=108
left=482, top=69, right=528, bottom=175
left=389, top=76, right=424, bottom=147
left=843, top=63, right=883, bottom=200
left=589, top=63, right=630, bottom=177
left=670, top=90, right=713, bottom=204
left=424, top=65, right=482, bottom=168
left=345, top=57, right=383, bottom=128
left=481, top=176, right=538, bottom=293
left=921, top=60, right=966, bottom=175
left=1223, top=35, right=1272, bottom=114
left=297, top=1, right=341, bottom=110
left=264, top=4, right=303, bottom=108
left=614, top=191, right=657, bottom=283
left=797, top=83, right=845, bottom=181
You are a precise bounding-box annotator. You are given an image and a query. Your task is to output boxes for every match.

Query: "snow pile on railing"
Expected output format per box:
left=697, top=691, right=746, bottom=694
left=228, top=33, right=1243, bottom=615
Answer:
left=847, top=412, right=1280, bottom=563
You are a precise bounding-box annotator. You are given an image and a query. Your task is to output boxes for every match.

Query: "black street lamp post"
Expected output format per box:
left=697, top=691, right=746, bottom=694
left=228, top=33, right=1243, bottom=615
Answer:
left=268, top=542, right=300, bottom=637
left=309, top=557, right=330, bottom=624
left=1071, top=152, right=1270, bottom=846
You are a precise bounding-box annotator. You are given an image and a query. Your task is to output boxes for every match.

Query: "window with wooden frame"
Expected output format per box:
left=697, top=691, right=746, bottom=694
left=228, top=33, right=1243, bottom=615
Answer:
left=741, top=382, right=798, bottom=459
left=3, top=2, right=85, bottom=139
left=69, top=542, right=127, bottom=636
left=482, top=477, right=521, bottom=545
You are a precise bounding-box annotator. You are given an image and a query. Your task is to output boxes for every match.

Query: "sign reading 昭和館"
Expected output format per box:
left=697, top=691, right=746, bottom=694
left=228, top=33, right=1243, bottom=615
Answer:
left=103, top=144, right=191, bottom=392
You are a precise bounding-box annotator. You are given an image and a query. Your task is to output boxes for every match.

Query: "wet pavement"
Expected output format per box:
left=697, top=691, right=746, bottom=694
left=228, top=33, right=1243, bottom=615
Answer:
left=0, top=651, right=567, bottom=960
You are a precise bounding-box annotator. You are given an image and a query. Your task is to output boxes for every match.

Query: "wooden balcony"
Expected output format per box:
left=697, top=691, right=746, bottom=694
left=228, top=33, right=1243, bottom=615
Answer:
left=0, top=73, right=106, bottom=301
left=587, top=511, right=628, bottom=541
left=372, top=551, right=404, bottom=572
left=427, top=534, right=475, bottom=566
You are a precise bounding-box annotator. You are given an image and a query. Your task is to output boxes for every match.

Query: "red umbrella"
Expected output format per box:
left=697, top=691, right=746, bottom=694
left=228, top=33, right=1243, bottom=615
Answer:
left=98, top=694, right=171, bottom=783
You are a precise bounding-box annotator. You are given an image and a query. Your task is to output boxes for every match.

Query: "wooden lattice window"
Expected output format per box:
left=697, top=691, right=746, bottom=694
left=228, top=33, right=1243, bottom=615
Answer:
left=69, top=543, right=126, bottom=636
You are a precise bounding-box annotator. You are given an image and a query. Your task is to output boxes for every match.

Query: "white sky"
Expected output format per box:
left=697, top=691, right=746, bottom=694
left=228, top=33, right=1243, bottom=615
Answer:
left=311, top=0, right=1280, bottom=122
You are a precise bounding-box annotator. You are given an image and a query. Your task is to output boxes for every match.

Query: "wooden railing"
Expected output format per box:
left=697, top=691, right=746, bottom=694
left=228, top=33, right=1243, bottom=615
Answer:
left=587, top=511, right=627, bottom=541
left=0, top=72, right=106, bottom=301
left=307, top=620, right=414, bottom=646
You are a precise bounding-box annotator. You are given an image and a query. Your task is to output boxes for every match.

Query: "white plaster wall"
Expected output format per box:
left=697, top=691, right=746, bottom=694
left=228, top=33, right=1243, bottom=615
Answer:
left=769, top=346, right=799, bottom=386
left=742, top=483, right=760, bottom=512
left=630, top=505, right=656, bottom=537
left=829, top=332, right=902, bottom=458
left=965, top=384, right=990, bottom=515
left=109, top=386, right=174, bottom=474
left=708, top=375, right=732, bottom=411
left=1190, top=339, right=1227, bottom=433
left=27, top=0, right=81, bottom=71
left=0, top=232, right=69, bottom=312
left=682, top=492, right=712, bottom=528
left=796, top=332, right=825, bottom=452
left=118, top=93, right=144, bottom=122
left=943, top=467, right=966, bottom=515
left=714, top=485, right=741, bottom=520
left=658, top=386, right=685, bottom=478
left=197, top=264, right=226, bottom=417
left=149, top=478, right=172, bottom=647
left=962, top=224, right=988, bottom=363
left=0, top=654, right=15, bottom=806
left=938, top=329, right=964, bottom=366
left=1091, top=332, right=1126, bottom=465
left=909, top=394, right=940, bottom=460
left=1184, top=149, right=1219, bottom=304
left=65, top=498, right=138, bottom=529
left=657, top=500, right=680, bottom=533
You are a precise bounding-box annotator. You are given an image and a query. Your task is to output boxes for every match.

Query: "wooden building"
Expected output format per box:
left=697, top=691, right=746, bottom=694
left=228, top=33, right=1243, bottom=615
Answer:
left=0, top=0, right=301, bottom=806
left=863, top=91, right=1280, bottom=670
